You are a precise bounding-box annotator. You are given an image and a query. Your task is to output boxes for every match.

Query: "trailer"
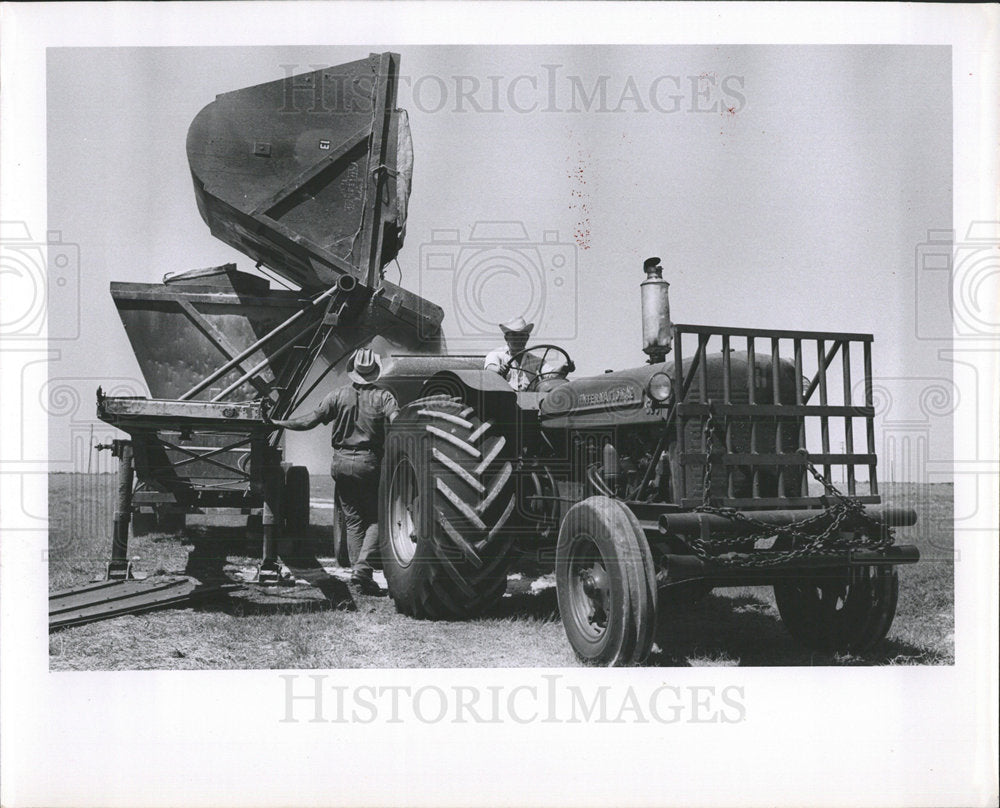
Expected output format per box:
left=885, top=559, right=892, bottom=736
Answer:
left=93, top=52, right=447, bottom=585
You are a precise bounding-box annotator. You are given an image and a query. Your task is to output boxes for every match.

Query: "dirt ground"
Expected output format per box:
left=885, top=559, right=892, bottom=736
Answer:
left=48, top=474, right=954, bottom=669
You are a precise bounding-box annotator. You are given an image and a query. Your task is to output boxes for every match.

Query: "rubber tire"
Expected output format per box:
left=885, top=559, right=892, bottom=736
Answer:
left=283, top=465, right=310, bottom=538
left=131, top=510, right=157, bottom=537
left=556, top=496, right=657, bottom=666
left=247, top=512, right=263, bottom=542
left=155, top=507, right=185, bottom=534
left=331, top=498, right=351, bottom=568
left=774, top=566, right=899, bottom=653
left=379, top=395, right=516, bottom=620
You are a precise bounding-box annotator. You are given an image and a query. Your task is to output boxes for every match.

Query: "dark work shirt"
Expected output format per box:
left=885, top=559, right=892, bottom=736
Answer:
left=315, top=383, right=399, bottom=454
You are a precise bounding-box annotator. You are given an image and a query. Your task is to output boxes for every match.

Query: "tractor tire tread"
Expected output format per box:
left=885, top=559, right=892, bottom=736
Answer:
left=380, top=397, right=516, bottom=621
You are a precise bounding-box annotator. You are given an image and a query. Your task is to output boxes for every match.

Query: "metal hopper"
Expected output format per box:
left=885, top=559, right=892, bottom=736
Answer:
left=187, top=52, right=413, bottom=292
left=95, top=52, right=448, bottom=581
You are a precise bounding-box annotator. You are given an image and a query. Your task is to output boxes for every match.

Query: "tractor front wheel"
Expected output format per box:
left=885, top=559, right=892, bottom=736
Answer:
left=773, top=565, right=899, bottom=653
left=556, top=496, right=658, bottom=666
left=378, top=396, right=517, bottom=619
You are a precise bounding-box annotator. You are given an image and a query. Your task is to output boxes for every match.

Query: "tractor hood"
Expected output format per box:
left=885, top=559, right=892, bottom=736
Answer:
left=538, top=350, right=800, bottom=430
left=539, top=363, right=672, bottom=428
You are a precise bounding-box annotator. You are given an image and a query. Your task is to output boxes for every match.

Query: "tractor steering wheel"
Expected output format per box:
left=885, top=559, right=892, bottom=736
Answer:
left=506, top=344, right=575, bottom=392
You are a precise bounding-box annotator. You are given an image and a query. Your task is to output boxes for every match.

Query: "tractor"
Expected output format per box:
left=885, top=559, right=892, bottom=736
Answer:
left=375, top=257, right=919, bottom=665
left=76, top=52, right=917, bottom=661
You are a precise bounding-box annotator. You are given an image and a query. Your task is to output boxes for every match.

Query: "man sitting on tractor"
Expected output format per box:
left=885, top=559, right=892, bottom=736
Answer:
left=485, top=316, right=575, bottom=391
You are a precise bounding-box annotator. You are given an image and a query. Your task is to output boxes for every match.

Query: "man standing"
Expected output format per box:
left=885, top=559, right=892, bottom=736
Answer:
left=484, top=316, right=541, bottom=391
left=266, top=347, right=398, bottom=595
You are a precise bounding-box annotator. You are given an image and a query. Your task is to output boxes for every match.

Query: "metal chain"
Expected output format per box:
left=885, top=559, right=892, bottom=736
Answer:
left=689, top=406, right=894, bottom=568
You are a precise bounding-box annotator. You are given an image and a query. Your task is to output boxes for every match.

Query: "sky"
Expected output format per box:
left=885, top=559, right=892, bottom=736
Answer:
left=44, top=45, right=953, bottom=477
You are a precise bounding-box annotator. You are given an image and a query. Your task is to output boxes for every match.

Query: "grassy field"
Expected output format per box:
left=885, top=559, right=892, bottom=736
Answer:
left=48, top=474, right=954, bottom=669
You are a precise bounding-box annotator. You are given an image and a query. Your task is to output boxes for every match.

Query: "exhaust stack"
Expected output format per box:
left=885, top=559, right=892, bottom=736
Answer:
left=640, top=256, right=672, bottom=364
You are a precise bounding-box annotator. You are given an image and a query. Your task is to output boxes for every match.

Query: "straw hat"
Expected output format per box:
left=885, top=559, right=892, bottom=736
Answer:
left=499, top=316, right=534, bottom=335
left=347, top=348, right=383, bottom=384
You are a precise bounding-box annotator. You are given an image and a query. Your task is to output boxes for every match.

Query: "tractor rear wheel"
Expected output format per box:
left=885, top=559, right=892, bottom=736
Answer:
left=773, top=566, right=899, bottom=653
left=379, top=396, right=516, bottom=619
left=556, top=496, right=657, bottom=666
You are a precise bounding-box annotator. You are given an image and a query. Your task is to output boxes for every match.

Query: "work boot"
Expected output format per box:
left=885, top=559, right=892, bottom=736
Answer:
left=349, top=572, right=384, bottom=597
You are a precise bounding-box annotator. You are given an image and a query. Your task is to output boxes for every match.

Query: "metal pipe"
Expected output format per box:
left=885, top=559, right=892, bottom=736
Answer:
left=159, top=439, right=248, bottom=478
left=723, top=335, right=733, bottom=499
left=864, top=341, right=878, bottom=496
left=635, top=429, right=668, bottom=501
left=803, top=340, right=842, bottom=404
left=656, top=544, right=920, bottom=586
left=110, top=441, right=134, bottom=579
left=816, top=339, right=832, bottom=484
left=842, top=341, right=856, bottom=495
left=772, top=337, right=783, bottom=495
left=179, top=277, right=354, bottom=401
left=659, top=505, right=917, bottom=537
left=793, top=339, right=805, bottom=494
left=210, top=318, right=322, bottom=402
left=673, top=328, right=684, bottom=503
left=282, top=343, right=356, bottom=417
left=747, top=336, right=759, bottom=498
left=641, top=257, right=672, bottom=363
left=261, top=445, right=282, bottom=564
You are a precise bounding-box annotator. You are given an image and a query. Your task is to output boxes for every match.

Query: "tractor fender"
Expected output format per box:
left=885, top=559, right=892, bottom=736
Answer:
left=377, top=356, right=486, bottom=409
left=416, top=369, right=519, bottom=418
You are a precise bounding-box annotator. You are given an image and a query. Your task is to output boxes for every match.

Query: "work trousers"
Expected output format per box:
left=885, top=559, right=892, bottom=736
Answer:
left=330, top=448, right=380, bottom=577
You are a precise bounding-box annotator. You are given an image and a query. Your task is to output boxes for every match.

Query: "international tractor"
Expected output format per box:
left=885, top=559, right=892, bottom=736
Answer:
left=375, top=257, right=919, bottom=665
left=73, top=52, right=917, bottom=664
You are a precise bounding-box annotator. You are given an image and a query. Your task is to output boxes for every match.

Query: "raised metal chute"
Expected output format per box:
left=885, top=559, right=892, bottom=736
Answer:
left=187, top=52, right=413, bottom=292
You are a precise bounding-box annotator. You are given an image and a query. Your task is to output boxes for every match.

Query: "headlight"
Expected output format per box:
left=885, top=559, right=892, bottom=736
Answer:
left=646, top=371, right=673, bottom=404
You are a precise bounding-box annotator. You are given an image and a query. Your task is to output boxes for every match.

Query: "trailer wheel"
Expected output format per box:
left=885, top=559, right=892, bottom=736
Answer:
left=773, top=566, right=899, bottom=653
left=556, top=496, right=657, bottom=666
left=379, top=396, right=516, bottom=619
left=155, top=506, right=185, bottom=534
left=131, top=510, right=157, bottom=537
left=283, top=465, right=310, bottom=537
left=247, top=512, right=263, bottom=543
